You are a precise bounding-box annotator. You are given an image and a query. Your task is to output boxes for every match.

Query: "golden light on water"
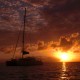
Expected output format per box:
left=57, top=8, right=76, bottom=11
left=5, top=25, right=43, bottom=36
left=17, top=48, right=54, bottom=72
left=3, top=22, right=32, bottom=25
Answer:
left=54, top=50, right=75, bottom=62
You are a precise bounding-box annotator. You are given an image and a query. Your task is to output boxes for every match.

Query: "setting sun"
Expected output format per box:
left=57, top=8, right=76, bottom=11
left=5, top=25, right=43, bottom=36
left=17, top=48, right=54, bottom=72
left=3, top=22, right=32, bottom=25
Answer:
left=59, top=52, right=70, bottom=62
left=54, top=50, right=75, bottom=62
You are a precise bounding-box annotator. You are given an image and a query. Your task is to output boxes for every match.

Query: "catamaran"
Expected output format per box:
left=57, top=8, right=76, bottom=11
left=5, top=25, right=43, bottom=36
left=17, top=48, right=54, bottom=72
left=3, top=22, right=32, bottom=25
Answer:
left=6, top=8, right=43, bottom=66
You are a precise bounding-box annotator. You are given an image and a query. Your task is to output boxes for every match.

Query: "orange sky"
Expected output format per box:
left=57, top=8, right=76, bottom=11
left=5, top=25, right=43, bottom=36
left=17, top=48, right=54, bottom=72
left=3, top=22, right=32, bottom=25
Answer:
left=0, top=0, right=80, bottom=62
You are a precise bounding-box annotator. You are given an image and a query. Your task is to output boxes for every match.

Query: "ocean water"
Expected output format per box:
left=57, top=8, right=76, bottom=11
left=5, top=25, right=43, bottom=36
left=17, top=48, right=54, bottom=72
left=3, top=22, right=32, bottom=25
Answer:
left=0, top=62, right=80, bottom=80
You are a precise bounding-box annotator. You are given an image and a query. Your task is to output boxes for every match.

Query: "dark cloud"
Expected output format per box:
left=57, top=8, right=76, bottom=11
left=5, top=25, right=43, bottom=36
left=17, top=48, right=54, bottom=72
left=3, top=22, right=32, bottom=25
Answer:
left=55, top=33, right=80, bottom=51
left=40, top=0, right=80, bottom=35
left=0, top=0, right=47, bottom=33
left=0, top=0, right=80, bottom=36
left=37, top=41, right=47, bottom=50
left=59, top=37, right=73, bottom=51
left=0, top=0, right=80, bottom=53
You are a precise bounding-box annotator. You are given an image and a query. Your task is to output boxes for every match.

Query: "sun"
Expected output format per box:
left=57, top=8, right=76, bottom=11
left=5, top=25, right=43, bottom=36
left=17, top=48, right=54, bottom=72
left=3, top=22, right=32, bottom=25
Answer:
left=54, top=51, right=74, bottom=62
left=59, top=52, right=70, bottom=62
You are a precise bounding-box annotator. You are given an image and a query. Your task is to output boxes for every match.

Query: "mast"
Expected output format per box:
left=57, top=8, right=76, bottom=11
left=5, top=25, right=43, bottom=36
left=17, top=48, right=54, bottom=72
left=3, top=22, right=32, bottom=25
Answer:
left=22, top=8, right=26, bottom=58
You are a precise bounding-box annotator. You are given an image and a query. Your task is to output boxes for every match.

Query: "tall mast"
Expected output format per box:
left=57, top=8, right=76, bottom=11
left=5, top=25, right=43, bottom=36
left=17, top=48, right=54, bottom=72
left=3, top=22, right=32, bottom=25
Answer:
left=22, top=8, right=26, bottom=58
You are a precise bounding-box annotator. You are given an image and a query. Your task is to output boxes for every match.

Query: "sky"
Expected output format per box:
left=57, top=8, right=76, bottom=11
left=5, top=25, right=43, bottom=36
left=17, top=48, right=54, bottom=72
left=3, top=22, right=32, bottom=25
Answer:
left=0, top=0, right=80, bottom=62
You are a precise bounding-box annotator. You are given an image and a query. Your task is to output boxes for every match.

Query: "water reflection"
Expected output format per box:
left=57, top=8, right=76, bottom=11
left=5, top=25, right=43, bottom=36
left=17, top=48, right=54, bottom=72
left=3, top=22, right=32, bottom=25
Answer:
left=62, top=62, right=66, bottom=72
left=60, top=62, right=68, bottom=80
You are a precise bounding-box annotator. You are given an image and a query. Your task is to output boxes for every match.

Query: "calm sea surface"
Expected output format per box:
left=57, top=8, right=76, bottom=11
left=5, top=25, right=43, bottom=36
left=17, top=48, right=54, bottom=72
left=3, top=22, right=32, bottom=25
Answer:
left=0, top=62, right=80, bottom=80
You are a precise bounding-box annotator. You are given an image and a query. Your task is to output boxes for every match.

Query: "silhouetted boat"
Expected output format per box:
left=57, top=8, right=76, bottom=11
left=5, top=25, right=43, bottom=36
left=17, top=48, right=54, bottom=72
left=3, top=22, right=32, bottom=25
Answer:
left=6, top=8, right=43, bottom=66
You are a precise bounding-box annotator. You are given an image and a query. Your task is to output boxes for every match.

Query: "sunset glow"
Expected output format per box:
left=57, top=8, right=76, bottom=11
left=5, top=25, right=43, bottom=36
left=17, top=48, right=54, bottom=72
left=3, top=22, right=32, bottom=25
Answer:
left=60, top=53, right=69, bottom=62
left=59, top=52, right=72, bottom=62
left=54, top=50, right=74, bottom=62
left=0, top=0, right=80, bottom=63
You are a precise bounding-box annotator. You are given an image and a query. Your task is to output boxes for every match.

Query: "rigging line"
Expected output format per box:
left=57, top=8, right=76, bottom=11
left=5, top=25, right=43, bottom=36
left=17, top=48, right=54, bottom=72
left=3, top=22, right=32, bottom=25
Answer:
left=12, top=29, right=21, bottom=59
left=12, top=8, right=26, bottom=59
left=12, top=18, right=24, bottom=59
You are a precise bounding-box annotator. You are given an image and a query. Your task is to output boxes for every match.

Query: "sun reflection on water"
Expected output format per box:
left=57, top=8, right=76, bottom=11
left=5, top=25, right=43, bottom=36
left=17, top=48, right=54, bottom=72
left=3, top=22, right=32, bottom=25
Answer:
left=62, top=62, right=66, bottom=72
left=61, top=62, right=68, bottom=80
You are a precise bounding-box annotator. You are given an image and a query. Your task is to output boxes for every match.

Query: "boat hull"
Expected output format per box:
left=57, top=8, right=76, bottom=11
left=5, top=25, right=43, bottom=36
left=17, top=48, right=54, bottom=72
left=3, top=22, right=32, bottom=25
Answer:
left=6, top=58, right=43, bottom=66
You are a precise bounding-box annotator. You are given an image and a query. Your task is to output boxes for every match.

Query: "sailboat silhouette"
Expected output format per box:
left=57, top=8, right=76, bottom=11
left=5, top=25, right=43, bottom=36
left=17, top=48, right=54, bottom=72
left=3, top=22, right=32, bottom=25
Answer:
left=6, top=8, right=43, bottom=66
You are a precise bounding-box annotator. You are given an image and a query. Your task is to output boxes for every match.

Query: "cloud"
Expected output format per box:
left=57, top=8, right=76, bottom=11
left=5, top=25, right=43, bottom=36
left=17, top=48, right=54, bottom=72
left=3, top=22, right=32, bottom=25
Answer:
left=25, top=32, right=80, bottom=51
left=0, top=7, right=20, bottom=31
left=0, top=32, right=80, bottom=63
left=0, top=0, right=80, bottom=41
left=71, top=32, right=79, bottom=38
left=0, top=0, right=80, bottom=53
left=40, top=0, right=80, bottom=34
left=0, top=46, right=14, bottom=54
left=59, top=36, right=73, bottom=51
left=37, top=41, right=47, bottom=50
left=56, top=33, right=80, bottom=51
left=0, top=0, right=47, bottom=33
